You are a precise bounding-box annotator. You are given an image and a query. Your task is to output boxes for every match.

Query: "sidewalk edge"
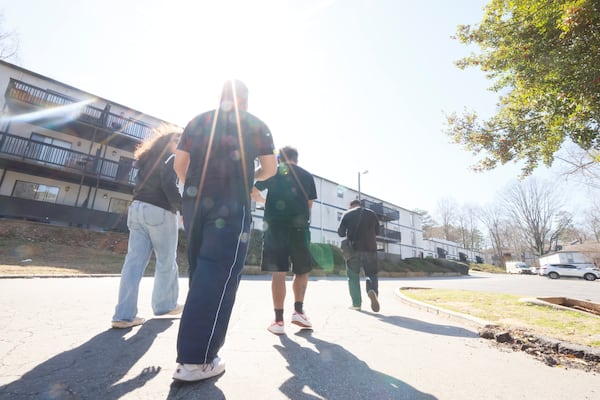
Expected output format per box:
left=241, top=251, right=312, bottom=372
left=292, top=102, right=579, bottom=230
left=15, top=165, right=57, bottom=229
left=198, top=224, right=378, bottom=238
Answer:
left=395, top=287, right=496, bottom=330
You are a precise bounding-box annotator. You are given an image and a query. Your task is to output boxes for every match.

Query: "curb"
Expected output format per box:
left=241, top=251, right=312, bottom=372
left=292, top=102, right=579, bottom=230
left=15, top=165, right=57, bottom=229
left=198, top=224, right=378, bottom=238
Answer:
left=395, top=287, right=496, bottom=330
left=395, top=288, right=600, bottom=366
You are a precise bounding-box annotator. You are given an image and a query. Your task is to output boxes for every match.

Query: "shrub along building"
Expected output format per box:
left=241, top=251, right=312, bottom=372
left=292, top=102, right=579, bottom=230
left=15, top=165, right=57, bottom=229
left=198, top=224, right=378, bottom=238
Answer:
left=0, top=60, right=431, bottom=260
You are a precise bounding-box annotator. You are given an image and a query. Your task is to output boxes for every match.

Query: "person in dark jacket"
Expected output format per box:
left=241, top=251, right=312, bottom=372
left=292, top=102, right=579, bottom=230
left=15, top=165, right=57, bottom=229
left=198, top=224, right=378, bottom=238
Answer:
left=111, top=127, right=183, bottom=329
left=337, top=199, right=381, bottom=312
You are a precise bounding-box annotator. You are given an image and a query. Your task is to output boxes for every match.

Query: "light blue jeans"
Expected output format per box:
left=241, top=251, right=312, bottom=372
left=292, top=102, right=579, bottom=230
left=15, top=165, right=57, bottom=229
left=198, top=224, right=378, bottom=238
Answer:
left=112, top=200, right=179, bottom=322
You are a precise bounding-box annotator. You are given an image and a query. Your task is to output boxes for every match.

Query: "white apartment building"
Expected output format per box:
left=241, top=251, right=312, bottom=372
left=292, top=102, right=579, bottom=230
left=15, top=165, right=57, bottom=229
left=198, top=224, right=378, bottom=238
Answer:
left=252, top=176, right=424, bottom=259
left=422, top=237, right=484, bottom=263
left=0, top=60, right=424, bottom=258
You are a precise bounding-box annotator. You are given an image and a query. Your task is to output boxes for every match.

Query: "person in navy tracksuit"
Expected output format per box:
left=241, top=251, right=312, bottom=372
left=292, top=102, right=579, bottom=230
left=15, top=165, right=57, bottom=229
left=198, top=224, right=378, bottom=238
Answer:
left=173, top=80, right=277, bottom=382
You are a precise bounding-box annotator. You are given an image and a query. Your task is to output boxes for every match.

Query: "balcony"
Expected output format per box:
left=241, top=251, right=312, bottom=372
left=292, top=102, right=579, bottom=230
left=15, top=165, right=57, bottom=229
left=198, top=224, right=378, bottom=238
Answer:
left=5, top=79, right=154, bottom=144
left=378, top=227, right=401, bottom=243
left=0, top=132, right=137, bottom=185
left=361, top=199, right=400, bottom=221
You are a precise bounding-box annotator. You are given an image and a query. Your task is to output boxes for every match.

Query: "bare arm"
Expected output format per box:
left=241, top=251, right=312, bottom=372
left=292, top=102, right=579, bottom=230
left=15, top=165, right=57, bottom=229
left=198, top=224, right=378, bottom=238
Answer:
left=174, top=149, right=190, bottom=184
left=251, top=186, right=266, bottom=204
left=254, top=154, right=277, bottom=182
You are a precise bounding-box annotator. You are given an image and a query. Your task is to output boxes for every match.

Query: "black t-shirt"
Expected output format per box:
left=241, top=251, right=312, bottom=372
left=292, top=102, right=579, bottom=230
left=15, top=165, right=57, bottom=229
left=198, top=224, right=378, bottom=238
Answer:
left=178, top=109, right=274, bottom=207
left=337, top=207, right=380, bottom=252
left=255, top=163, right=317, bottom=228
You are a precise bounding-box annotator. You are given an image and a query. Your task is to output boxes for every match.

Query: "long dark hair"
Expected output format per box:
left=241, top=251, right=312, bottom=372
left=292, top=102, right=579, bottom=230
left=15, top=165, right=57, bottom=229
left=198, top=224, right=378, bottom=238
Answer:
left=134, top=125, right=181, bottom=167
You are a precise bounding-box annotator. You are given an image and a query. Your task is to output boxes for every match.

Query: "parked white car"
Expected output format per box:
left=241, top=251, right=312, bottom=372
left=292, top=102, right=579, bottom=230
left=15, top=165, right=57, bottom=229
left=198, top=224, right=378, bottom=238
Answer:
left=506, top=261, right=533, bottom=274
left=538, top=264, right=600, bottom=281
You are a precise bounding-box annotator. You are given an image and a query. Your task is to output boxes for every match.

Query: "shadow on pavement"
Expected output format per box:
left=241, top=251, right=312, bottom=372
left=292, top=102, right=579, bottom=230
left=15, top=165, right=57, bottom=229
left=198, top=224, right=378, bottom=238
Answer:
left=166, top=375, right=225, bottom=400
left=275, top=331, right=437, bottom=400
left=367, top=312, right=478, bottom=338
left=0, top=319, right=173, bottom=399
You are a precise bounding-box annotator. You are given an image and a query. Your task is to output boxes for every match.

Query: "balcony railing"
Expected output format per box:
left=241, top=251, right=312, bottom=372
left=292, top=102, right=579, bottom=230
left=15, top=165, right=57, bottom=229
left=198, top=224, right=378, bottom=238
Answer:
left=378, top=227, right=401, bottom=242
left=0, top=132, right=137, bottom=185
left=361, top=199, right=400, bottom=221
left=5, top=79, right=154, bottom=142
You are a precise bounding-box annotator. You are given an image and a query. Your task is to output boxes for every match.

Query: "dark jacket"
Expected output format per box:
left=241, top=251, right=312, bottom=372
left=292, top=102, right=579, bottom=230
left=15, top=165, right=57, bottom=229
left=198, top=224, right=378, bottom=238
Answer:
left=337, top=207, right=380, bottom=252
left=133, top=154, right=181, bottom=213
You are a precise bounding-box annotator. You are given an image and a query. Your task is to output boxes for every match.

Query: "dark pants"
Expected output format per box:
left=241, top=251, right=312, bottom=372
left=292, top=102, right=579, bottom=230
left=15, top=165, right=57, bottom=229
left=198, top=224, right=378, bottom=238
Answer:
left=177, top=199, right=251, bottom=364
left=261, top=223, right=313, bottom=274
left=346, top=251, right=378, bottom=308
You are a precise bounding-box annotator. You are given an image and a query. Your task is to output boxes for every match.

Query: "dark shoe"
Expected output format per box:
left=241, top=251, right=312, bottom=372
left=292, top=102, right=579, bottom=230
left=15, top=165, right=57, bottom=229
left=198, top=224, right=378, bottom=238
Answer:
left=368, top=290, right=380, bottom=312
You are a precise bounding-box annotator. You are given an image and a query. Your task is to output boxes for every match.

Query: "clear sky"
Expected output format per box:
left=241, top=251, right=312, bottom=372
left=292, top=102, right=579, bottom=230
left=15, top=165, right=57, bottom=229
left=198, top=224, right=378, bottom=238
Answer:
left=1, top=0, right=596, bottom=220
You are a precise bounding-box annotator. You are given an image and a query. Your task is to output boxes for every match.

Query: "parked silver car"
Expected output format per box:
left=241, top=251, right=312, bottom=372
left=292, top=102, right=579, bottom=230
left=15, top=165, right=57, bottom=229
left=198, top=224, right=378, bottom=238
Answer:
left=538, top=263, right=600, bottom=281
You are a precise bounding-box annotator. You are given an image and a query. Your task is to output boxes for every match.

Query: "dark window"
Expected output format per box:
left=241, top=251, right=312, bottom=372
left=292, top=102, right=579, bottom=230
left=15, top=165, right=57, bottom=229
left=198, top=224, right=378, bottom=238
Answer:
left=12, top=180, right=59, bottom=203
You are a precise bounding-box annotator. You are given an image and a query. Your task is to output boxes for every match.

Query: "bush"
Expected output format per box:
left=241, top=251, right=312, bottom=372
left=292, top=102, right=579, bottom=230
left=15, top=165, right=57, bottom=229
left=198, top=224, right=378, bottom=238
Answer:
left=427, top=258, right=470, bottom=274
left=377, top=257, right=470, bottom=275
left=310, top=243, right=346, bottom=273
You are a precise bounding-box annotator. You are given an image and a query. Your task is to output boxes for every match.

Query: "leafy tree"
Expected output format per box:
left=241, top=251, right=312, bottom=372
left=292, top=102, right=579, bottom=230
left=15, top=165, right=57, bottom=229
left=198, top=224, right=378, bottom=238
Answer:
left=446, top=0, right=600, bottom=176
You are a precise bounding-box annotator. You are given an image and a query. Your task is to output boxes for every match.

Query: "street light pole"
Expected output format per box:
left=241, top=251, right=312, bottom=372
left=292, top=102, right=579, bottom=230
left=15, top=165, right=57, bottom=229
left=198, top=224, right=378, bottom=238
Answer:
left=357, top=170, right=368, bottom=201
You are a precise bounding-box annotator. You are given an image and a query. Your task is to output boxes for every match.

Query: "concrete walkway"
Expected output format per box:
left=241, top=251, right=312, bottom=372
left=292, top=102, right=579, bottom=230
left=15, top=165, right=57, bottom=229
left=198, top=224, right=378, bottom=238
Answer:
left=0, top=276, right=598, bottom=399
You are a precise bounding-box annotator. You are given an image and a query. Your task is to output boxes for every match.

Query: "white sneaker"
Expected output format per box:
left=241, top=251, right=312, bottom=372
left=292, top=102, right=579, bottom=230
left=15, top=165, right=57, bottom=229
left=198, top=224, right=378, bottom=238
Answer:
left=348, top=305, right=361, bottom=311
left=291, top=312, right=312, bottom=329
left=267, top=321, right=285, bottom=335
left=111, top=317, right=145, bottom=329
left=172, top=357, right=226, bottom=382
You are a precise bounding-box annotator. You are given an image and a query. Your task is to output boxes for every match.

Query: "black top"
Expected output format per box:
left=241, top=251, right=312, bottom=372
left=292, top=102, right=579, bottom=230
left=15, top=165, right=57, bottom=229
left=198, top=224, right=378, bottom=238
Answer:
left=255, top=163, right=317, bottom=228
left=178, top=109, right=274, bottom=207
left=133, top=154, right=182, bottom=213
left=337, top=207, right=380, bottom=252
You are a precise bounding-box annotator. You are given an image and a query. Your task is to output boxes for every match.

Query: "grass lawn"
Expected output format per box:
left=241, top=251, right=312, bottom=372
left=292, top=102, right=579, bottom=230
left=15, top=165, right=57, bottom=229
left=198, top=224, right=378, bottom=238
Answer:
left=400, top=288, right=600, bottom=348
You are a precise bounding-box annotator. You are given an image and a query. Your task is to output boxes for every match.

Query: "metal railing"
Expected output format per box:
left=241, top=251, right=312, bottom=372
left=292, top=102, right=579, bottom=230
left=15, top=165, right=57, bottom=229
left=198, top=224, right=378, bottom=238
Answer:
left=361, top=199, right=400, bottom=221
left=0, top=132, right=137, bottom=185
left=5, top=79, right=154, bottom=142
left=378, top=227, right=401, bottom=242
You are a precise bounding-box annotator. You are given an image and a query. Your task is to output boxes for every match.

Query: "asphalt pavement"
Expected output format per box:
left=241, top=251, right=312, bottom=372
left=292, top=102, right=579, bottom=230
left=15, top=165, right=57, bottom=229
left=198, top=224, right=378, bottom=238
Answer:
left=0, top=275, right=598, bottom=399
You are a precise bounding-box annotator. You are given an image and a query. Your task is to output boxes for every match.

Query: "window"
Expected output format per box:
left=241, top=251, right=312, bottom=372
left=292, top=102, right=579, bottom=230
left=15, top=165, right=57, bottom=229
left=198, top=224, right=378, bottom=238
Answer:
left=411, top=231, right=416, bottom=245
left=109, top=198, right=130, bottom=214
left=566, top=253, right=574, bottom=263
left=337, top=211, right=343, bottom=221
left=12, top=180, right=59, bottom=203
left=336, top=186, right=345, bottom=199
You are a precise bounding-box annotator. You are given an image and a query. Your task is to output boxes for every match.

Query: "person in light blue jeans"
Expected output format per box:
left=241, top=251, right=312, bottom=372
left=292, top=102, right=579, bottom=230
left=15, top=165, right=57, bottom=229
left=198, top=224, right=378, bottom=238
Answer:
left=112, top=127, right=183, bottom=329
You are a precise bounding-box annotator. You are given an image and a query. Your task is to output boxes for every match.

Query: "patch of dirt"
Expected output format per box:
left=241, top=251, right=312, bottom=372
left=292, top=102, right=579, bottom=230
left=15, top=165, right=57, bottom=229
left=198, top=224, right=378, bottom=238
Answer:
left=0, top=219, right=130, bottom=253
left=480, top=326, right=600, bottom=374
left=0, top=219, right=188, bottom=275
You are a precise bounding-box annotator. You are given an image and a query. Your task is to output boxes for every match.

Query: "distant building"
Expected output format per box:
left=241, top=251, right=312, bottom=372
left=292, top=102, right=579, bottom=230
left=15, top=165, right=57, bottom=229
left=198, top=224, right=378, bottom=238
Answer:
left=253, top=177, right=424, bottom=258
left=538, top=250, right=597, bottom=268
left=422, top=237, right=483, bottom=263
